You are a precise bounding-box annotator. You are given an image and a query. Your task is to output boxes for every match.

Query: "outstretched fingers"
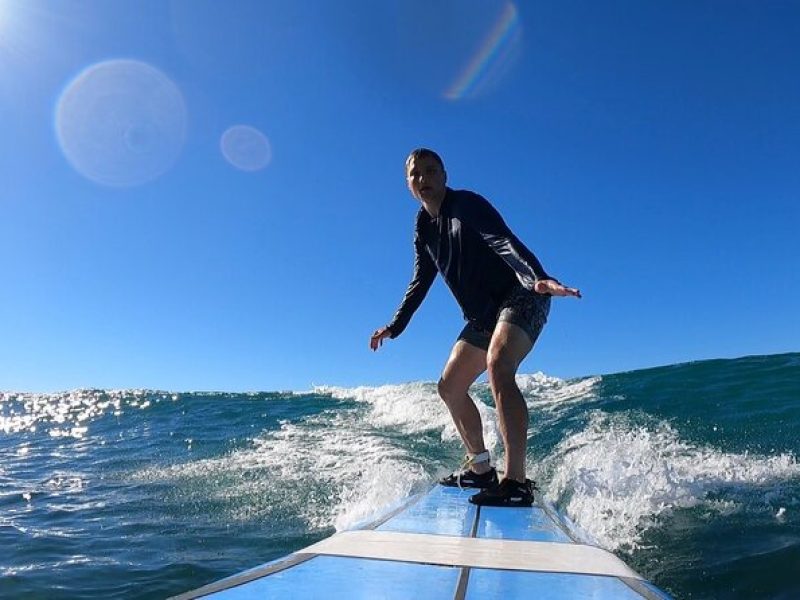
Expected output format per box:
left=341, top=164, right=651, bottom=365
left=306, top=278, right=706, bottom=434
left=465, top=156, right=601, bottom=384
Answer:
left=535, top=279, right=582, bottom=299
left=370, top=327, right=391, bottom=351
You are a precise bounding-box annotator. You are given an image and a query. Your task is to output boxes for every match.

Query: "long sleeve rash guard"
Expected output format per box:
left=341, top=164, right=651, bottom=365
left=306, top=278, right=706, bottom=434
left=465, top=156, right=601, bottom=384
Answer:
left=386, top=188, right=554, bottom=338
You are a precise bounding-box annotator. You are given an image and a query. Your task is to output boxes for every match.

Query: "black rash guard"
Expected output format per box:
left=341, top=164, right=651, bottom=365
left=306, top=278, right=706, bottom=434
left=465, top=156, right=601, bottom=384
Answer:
left=386, top=188, right=555, bottom=338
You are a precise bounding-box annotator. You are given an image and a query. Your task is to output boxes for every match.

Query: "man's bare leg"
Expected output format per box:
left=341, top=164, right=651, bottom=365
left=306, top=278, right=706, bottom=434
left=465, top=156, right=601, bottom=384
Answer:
left=486, top=321, right=534, bottom=483
left=437, top=340, right=489, bottom=473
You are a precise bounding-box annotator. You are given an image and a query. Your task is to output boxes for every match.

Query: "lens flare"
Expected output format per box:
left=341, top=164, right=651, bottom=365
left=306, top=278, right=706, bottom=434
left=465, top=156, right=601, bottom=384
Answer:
left=55, top=59, right=187, bottom=187
left=220, top=125, right=272, bottom=172
left=444, top=2, right=522, bottom=101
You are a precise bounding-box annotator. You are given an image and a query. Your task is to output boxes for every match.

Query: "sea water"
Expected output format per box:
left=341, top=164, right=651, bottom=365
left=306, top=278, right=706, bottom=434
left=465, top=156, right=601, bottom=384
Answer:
left=1, top=353, right=798, bottom=599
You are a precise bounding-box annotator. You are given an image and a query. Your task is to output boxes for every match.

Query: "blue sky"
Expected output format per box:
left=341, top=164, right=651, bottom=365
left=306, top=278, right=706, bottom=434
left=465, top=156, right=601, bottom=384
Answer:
left=1, top=1, right=798, bottom=392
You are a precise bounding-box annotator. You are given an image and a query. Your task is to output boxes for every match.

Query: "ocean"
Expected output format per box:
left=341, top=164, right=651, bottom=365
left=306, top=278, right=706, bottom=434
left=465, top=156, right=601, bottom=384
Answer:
left=1, top=352, right=798, bottom=599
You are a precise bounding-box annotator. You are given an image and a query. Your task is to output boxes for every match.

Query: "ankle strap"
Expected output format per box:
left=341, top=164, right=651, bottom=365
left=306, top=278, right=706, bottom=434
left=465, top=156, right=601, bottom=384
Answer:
left=467, top=450, right=490, bottom=466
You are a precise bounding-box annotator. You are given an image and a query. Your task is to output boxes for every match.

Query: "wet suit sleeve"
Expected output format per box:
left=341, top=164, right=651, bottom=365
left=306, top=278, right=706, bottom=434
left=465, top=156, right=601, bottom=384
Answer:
left=459, top=194, right=556, bottom=290
left=385, top=234, right=437, bottom=338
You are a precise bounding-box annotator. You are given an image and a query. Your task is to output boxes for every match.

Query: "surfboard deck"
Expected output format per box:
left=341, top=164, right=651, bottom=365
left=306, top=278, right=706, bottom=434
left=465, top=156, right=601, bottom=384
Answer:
left=172, top=484, right=672, bottom=599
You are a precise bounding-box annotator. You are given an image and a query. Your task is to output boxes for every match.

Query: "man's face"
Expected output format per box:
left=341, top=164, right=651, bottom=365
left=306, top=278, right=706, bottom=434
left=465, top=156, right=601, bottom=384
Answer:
left=406, top=155, right=446, bottom=202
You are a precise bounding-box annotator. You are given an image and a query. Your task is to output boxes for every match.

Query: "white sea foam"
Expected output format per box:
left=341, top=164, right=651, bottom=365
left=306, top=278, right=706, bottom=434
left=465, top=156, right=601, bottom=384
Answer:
left=315, top=381, right=501, bottom=449
left=325, top=374, right=602, bottom=529
left=316, top=382, right=448, bottom=432
left=130, top=379, right=489, bottom=531
left=543, top=411, right=800, bottom=551
left=129, top=375, right=604, bottom=535
left=319, top=373, right=598, bottom=411
left=517, top=373, right=602, bottom=409
left=315, top=372, right=597, bottom=430
left=131, top=406, right=429, bottom=531
left=333, top=461, right=428, bottom=531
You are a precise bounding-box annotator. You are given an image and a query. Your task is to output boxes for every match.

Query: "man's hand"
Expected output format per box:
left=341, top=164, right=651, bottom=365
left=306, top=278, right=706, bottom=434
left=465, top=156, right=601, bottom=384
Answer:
left=534, top=279, right=582, bottom=299
left=370, top=327, right=393, bottom=351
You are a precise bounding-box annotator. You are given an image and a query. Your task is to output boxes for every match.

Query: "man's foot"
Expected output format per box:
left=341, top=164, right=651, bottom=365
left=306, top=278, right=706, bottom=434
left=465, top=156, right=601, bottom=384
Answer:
left=439, top=466, right=499, bottom=489
left=468, top=478, right=535, bottom=507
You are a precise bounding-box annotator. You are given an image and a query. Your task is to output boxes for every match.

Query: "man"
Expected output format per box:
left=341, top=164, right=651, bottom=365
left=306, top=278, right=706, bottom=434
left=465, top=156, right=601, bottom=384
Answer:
left=370, top=148, right=581, bottom=507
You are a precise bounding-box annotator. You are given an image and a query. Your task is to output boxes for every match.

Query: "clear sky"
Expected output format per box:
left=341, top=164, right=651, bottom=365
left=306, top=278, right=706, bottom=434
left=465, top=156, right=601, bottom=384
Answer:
left=1, top=1, right=798, bottom=392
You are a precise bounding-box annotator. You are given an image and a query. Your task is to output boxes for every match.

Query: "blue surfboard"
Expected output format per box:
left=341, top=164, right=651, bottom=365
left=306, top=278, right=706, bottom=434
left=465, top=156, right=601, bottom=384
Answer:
left=172, top=484, right=672, bottom=599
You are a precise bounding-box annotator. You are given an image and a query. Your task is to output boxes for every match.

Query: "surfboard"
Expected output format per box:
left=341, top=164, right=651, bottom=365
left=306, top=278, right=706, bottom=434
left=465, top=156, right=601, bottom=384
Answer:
left=172, top=484, right=672, bottom=599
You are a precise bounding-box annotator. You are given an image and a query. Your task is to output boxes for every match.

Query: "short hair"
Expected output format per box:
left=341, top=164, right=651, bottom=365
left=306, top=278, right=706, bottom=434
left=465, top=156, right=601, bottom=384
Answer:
left=405, top=148, right=445, bottom=173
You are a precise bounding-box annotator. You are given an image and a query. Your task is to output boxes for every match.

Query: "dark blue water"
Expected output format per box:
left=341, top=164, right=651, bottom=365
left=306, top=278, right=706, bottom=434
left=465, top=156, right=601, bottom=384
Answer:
left=1, top=353, right=798, bottom=599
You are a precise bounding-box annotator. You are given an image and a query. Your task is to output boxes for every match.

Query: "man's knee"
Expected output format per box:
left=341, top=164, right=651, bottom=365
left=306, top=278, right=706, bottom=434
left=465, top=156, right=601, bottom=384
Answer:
left=486, top=351, right=517, bottom=391
left=438, top=376, right=467, bottom=405
left=437, top=377, right=454, bottom=401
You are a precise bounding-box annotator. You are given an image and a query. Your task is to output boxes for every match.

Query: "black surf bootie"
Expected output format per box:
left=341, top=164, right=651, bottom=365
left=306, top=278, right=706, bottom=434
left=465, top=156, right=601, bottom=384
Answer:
left=439, top=451, right=498, bottom=489
left=468, top=477, right=535, bottom=507
left=439, top=467, right=499, bottom=489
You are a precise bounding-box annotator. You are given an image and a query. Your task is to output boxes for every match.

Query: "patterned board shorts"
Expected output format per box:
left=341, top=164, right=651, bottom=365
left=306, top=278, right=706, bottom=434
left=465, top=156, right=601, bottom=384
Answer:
left=457, top=287, right=551, bottom=351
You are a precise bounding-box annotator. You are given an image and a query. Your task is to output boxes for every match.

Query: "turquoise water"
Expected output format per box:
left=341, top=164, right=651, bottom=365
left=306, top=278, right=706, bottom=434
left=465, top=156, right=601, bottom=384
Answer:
left=1, top=353, right=798, bottom=599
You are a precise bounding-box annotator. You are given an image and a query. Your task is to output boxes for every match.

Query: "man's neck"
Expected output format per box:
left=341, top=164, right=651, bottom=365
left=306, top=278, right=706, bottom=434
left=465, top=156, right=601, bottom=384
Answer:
left=421, top=188, right=447, bottom=218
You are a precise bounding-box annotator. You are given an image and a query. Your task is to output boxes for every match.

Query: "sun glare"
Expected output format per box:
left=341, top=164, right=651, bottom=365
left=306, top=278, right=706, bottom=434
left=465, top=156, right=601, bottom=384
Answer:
left=0, top=0, right=12, bottom=27
left=0, top=0, right=21, bottom=58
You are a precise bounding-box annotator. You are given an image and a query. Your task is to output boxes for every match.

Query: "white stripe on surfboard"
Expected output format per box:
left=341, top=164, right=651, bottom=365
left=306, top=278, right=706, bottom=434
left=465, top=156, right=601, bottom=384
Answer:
left=301, top=530, right=643, bottom=580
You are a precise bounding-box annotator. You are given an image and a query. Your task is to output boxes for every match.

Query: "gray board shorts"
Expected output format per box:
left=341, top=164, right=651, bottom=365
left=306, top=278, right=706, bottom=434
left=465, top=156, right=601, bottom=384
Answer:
left=457, top=287, right=551, bottom=351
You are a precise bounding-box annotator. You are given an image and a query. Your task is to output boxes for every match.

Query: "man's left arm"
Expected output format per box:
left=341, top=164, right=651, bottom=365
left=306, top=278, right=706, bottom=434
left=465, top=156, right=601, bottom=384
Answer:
left=461, top=195, right=581, bottom=298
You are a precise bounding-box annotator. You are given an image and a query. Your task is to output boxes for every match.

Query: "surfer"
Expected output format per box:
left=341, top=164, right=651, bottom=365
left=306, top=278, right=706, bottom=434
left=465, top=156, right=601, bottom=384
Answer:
left=370, top=148, right=581, bottom=507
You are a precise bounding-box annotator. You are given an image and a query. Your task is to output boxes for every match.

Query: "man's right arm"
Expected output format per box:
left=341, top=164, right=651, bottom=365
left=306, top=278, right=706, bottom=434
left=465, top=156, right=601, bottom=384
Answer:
left=371, top=235, right=437, bottom=350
